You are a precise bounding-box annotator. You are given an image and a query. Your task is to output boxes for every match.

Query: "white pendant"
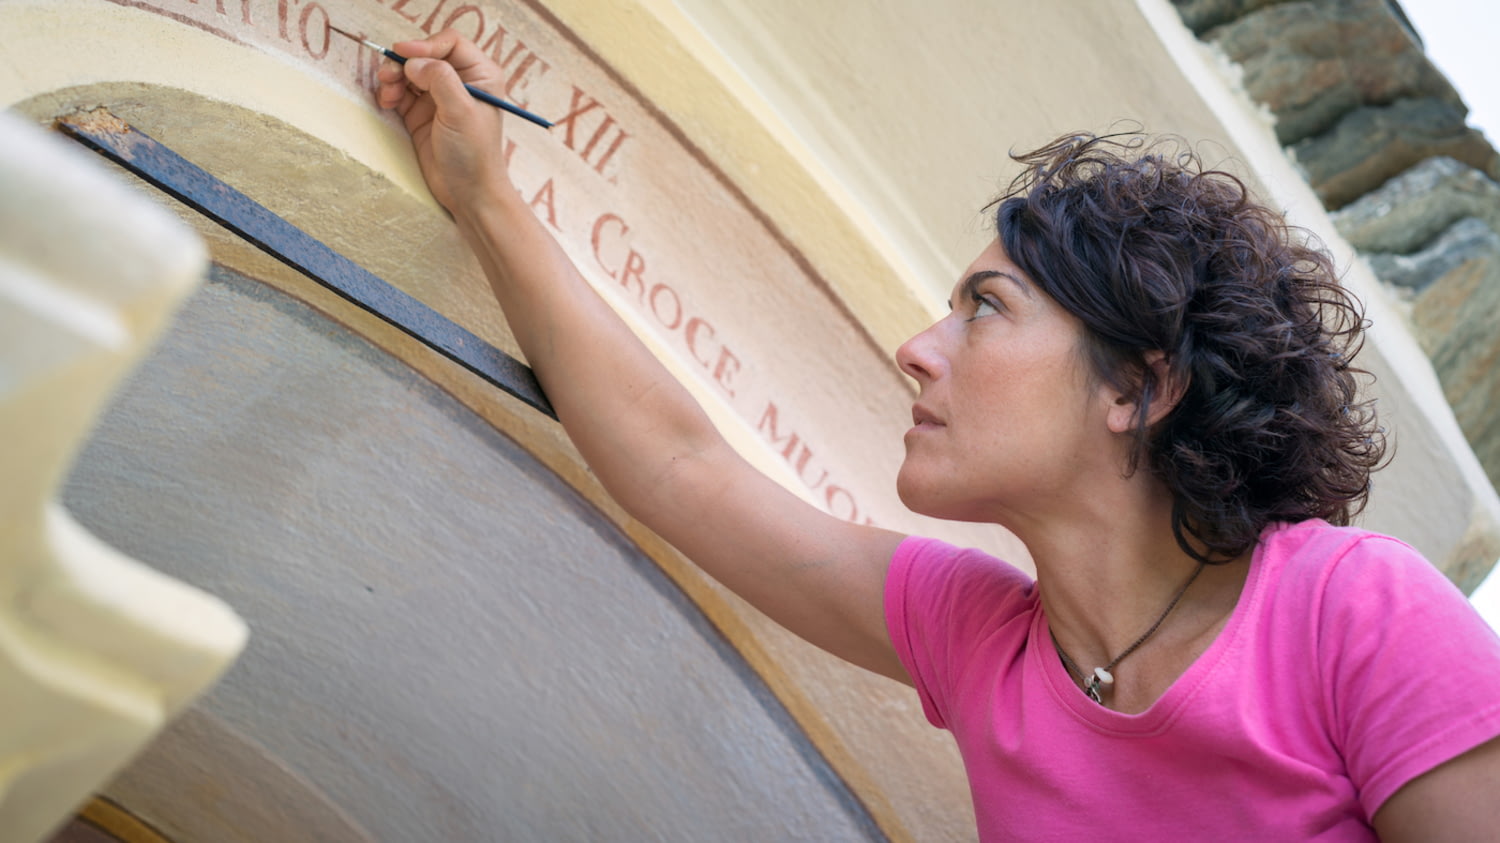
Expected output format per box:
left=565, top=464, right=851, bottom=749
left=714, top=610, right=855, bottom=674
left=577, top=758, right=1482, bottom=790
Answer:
left=1093, top=667, right=1115, bottom=686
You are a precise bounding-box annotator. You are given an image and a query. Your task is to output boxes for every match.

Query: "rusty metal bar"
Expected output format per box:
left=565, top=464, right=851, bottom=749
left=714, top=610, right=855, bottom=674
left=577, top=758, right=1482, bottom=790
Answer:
left=57, top=110, right=555, bottom=419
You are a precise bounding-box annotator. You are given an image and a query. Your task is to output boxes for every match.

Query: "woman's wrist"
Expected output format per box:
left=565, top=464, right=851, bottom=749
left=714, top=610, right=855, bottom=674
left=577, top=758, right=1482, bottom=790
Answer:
left=452, top=169, right=525, bottom=237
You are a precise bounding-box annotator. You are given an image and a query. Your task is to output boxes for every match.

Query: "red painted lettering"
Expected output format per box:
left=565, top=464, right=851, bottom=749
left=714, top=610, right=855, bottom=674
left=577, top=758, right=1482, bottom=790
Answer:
left=389, top=0, right=430, bottom=24
left=681, top=318, right=740, bottom=397
left=758, top=402, right=801, bottom=461
left=591, top=213, right=629, bottom=279
left=587, top=211, right=646, bottom=305
left=418, top=0, right=452, bottom=32
left=648, top=283, right=683, bottom=331
left=436, top=5, right=485, bottom=41
left=685, top=317, right=715, bottom=367
left=359, top=49, right=380, bottom=91
left=479, top=26, right=552, bottom=107
left=579, top=114, right=629, bottom=176
left=557, top=88, right=632, bottom=175
left=712, top=347, right=741, bottom=397
left=593, top=129, right=629, bottom=178
left=480, top=25, right=524, bottom=67
left=619, top=251, right=647, bottom=302
left=792, top=444, right=829, bottom=490
left=758, top=402, right=864, bottom=510
left=555, top=87, right=603, bottom=151
left=528, top=178, right=560, bottom=231
left=299, top=3, right=330, bottom=59
left=188, top=0, right=251, bottom=24
left=824, top=485, right=859, bottom=521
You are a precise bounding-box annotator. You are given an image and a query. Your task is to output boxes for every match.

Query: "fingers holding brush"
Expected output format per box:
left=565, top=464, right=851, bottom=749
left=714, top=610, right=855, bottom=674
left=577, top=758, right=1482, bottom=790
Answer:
left=374, top=32, right=512, bottom=214
left=393, top=30, right=505, bottom=92
left=374, top=58, right=415, bottom=113
left=375, top=32, right=491, bottom=116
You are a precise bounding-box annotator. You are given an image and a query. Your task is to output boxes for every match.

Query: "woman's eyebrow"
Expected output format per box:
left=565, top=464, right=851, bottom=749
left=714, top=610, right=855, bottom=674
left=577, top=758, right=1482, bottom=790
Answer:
left=948, top=269, right=1032, bottom=309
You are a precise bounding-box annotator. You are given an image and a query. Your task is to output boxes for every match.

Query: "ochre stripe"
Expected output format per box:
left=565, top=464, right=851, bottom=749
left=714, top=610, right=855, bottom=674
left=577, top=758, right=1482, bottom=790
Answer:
left=80, top=797, right=173, bottom=843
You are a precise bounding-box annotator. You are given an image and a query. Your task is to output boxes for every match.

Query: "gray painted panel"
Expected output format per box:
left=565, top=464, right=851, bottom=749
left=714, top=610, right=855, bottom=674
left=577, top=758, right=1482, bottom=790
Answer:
left=63, top=266, right=880, bottom=842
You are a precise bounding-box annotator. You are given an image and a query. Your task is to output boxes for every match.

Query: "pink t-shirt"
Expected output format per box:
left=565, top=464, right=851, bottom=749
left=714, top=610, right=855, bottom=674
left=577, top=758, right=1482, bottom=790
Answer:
left=885, top=520, right=1500, bottom=840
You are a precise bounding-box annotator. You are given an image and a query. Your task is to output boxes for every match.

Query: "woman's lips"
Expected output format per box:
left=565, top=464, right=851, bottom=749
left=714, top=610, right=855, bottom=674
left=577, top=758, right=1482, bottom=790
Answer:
left=910, top=404, right=944, bottom=430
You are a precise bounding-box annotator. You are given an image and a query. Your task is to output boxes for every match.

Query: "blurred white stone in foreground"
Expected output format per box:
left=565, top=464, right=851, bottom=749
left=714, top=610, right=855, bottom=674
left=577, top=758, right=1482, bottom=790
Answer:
left=0, top=110, right=247, bottom=843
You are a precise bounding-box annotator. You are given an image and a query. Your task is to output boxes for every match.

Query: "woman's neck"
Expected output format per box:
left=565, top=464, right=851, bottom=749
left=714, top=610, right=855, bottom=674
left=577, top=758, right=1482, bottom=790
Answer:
left=1010, top=479, right=1246, bottom=691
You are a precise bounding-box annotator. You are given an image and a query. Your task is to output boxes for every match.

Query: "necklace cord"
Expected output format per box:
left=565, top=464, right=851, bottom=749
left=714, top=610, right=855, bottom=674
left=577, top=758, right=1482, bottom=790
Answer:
left=1050, top=562, right=1207, bottom=702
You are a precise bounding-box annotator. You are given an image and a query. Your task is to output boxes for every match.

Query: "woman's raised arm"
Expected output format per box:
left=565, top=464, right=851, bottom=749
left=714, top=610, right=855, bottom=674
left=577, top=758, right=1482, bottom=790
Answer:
left=376, top=30, right=910, bottom=682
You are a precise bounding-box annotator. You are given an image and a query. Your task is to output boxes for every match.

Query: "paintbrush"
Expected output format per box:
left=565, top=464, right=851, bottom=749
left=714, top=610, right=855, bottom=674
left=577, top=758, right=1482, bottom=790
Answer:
left=331, top=26, right=553, bottom=129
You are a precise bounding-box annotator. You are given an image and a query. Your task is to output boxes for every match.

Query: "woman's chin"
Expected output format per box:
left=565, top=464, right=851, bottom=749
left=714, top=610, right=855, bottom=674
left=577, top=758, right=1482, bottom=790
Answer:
left=895, top=469, right=925, bottom=513
left=897, top=474, right=975, bottom=522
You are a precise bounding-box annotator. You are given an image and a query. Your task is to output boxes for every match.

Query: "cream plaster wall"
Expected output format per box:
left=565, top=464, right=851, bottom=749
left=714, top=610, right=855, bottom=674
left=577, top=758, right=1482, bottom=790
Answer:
left=7, top=0, right=1499, bottom=840
left=557, top=0, right=1250, bottom=348
left=1, top=0, right=1010, bottom=547
left=554, top=0, right=1500, bottom=576
left=1, top=1, right=1003, bottom=839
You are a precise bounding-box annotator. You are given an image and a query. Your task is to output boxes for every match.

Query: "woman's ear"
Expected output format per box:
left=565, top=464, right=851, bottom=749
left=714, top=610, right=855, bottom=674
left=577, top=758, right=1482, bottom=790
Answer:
left=1105, top=351, right=1187, bottom=435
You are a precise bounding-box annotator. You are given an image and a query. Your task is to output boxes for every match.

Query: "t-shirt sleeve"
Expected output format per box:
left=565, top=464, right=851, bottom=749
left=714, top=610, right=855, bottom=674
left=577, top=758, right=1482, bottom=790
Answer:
left=884, top=535, right=1035, bottom=731
left=1318, top=533, right=1500, bottom=818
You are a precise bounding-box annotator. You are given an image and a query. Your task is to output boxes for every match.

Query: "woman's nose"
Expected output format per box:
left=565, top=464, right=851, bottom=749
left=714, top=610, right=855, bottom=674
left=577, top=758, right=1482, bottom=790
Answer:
left=896, top=320, right=946, bottom=384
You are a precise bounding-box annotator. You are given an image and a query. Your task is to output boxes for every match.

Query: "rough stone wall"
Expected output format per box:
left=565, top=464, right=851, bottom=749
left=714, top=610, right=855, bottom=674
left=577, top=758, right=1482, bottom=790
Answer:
left=1174, top=0, right=1500, bottom=497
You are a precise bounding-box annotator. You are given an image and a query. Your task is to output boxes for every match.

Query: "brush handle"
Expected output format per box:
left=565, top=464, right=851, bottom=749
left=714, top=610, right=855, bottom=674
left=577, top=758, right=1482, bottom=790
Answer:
left=382, top=48, right=553, bottom=129
left=461, top=83, right=554, bottom=129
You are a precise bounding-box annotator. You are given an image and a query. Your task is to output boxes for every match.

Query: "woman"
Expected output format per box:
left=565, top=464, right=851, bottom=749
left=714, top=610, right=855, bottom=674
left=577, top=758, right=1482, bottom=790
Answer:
left=376, top=31, right=1500, bottom=840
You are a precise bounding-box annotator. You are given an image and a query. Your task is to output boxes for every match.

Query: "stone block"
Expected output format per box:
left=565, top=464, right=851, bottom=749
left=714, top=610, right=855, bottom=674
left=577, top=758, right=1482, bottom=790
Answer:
left=1363, top=217, right=1500, bottom=492
left=1331, top=156, right=1500, bottom=255
left=1365, top=216, right=1499, bottom=291
left=1290, top=97, right=1500, bottom=209
left=1205, top=0, right=1461, bottom=144
left=1171, top=0, right=1290, bottom=34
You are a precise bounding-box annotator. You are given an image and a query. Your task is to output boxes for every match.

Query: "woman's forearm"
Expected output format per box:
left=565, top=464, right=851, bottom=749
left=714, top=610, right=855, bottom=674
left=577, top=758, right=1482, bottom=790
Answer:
left=376, top=30, right=907, bottom=682
left=453, top=176, right=725, bottom=524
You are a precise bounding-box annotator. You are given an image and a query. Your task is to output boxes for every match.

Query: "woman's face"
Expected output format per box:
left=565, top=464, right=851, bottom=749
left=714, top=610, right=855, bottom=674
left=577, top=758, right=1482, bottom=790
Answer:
left=895, top=238, right=1121, bottom=524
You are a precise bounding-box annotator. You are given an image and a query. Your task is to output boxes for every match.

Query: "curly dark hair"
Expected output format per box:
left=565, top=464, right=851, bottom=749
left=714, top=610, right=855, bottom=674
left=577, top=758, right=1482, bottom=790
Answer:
left=993, top=131, right=1386, bottom=563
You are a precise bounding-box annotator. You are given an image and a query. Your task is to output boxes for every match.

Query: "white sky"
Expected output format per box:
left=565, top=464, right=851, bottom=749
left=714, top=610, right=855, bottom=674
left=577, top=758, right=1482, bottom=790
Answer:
left=1401, top=0, right=1499, bottom=144
left=1397, top=2, right=1500, bottom=624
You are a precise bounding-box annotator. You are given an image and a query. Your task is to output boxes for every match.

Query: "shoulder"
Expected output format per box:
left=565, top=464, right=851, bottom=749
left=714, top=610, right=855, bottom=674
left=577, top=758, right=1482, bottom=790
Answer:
left=885, top=536, right=1036, bottom=729
left=891, top=535, right=1034, bottom=580
left=1258, top=518, right=1416, bottom=568
left=886, top=536, right=1036, bottom=660
left=1256, top=521, right=1500, bottom=818
left=1253, top=519, right=1486, bottom=681
left=888, top=536, right=1035, bottom=617
left=1255, top=519, right=1446, bottom=605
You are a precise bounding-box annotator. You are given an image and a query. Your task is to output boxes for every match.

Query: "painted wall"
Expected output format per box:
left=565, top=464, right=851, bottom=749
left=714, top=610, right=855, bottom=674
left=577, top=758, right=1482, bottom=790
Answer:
left=63, top=265, right=882, bottom=841
left=5, top=0, right=1498, bottom=840
left=5, top=0, right=991, bottom=838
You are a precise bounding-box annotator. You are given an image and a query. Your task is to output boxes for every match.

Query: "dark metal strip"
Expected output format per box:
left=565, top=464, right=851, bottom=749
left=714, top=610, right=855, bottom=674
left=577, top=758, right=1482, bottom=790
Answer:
left=57, top=111, right=555, bottom=419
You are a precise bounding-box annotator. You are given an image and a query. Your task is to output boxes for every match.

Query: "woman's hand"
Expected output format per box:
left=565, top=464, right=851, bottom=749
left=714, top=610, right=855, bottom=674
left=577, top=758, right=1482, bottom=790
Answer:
left=375, top=30, right=513, bottom=215
left=372, top=30, right=910, bottom=685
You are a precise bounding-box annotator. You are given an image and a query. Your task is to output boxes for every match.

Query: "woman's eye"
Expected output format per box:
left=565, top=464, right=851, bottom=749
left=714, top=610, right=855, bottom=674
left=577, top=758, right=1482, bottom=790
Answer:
left=968, top=296, right=1000, bottom=320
